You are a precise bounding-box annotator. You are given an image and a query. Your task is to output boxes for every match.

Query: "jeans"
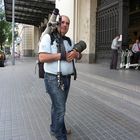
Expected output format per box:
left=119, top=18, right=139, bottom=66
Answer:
left=44, top=73, right=71, bottom=140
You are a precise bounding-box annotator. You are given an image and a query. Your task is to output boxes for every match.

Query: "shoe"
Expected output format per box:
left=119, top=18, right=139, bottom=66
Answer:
left=111, top=67, right=119, bottom=70
left=50, top=128, right=72, bottom=136
left=66, top=128, right=72, bottom=135
left=50, top=131, right=55, bottom=136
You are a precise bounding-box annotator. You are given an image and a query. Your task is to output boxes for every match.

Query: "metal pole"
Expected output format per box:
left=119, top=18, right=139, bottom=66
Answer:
left=12, top=0, right=15, bottom=65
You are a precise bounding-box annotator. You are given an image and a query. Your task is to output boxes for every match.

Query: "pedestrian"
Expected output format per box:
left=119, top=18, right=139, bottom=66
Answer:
left=38, top=15, right=82, bottom=140
left=131, top=39, right=140, bottom=63
left=110, top=35, right=121, bottom=69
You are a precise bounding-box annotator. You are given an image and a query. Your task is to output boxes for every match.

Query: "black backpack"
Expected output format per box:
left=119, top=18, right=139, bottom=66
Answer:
left=37, top=61, right=45, bottom=78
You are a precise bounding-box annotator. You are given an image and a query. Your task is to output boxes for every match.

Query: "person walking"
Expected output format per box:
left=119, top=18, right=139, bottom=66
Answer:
left=110, top=35, right=121, bottom=69
left=38, top=15, right=82, bottom=140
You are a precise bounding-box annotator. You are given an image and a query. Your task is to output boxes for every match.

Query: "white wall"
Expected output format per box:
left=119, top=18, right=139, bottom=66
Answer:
left=56, top=0, right=74, bottom=40
left=56, top=0, right=97, bottom=63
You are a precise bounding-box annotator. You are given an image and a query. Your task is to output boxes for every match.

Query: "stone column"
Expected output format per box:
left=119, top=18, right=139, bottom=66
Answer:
left=89, top=0, right=97, bottom=63
left=75, top=0, right=97, bottom=63
left=119, top=0, right=129, bottom=50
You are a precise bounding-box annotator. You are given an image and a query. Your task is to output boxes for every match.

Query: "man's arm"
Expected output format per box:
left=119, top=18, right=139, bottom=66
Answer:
left=39, top=53, right=61, bottom=63
left=39, top=47, right=81, bottom=63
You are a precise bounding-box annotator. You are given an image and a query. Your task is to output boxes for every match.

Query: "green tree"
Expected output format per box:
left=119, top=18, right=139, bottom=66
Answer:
left=0, top=1, right=12, bottom=50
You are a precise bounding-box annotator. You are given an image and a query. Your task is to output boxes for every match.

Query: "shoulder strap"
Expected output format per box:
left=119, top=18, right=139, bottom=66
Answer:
left=50, top=32, right=72, bottom=46
left=62, top=36, right=72, bottom=46
left=50, top=33, right=56, bottom=45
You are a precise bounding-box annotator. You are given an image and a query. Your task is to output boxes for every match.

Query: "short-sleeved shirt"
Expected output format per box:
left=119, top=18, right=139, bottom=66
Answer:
left=39, top=34, right=74, bottom=75
left=111, top=37, right=120, bottom=50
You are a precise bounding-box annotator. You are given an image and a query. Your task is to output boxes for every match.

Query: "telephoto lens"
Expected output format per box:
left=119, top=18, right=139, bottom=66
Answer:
left=73, top=40, right=87, bottom=53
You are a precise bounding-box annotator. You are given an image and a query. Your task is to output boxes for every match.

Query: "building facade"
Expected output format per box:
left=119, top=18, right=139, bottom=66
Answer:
left=17, top=0, right=140, bottom=64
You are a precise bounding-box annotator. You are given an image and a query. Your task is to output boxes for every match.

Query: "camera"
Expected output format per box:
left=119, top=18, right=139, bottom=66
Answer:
left=47, top=8, right=59, bottom=29
left=73, top=40, right=87, bottom=53
left=41, top=8, right=60, bottom=38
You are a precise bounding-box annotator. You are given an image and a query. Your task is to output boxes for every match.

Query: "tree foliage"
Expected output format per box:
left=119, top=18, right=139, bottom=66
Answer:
left=0, top=1, right=12, bottom=50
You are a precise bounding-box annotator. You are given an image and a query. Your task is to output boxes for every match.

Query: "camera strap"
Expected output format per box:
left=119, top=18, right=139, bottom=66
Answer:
left=61, top=37, right=77, bottom=80
left=72, top=60, right=77, bottom=80
left=60, top=37, right=77, bottom=80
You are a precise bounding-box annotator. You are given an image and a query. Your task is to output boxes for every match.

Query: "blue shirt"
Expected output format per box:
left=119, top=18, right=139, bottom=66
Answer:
left=39, top=34, right=74, bottom=75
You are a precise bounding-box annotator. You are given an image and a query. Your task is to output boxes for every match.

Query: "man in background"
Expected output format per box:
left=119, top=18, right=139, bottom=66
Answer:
left=110, top=35, right=121, bottom=69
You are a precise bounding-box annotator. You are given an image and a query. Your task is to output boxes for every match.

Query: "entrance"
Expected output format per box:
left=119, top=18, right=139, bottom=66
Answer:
left=96, top=0, right=120, bottom=61
left=95, top=0, right=140, bottom=62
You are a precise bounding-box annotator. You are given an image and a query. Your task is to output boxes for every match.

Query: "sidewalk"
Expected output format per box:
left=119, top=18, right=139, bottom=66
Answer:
left=0, top=57, right=140, bottom=140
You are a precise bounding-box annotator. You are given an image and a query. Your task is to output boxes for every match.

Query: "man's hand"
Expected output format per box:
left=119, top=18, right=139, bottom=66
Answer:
left=66, top=50, right=79, bottom=62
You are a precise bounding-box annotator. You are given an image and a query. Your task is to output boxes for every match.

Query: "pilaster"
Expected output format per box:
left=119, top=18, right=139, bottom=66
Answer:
left=119, top=0, right=129, bottom=49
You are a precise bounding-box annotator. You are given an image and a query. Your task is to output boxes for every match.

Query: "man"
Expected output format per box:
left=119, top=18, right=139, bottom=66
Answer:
left=110, top=35, right=121, bottom=69
left=38, top=15, right=81, bottom=140
left=131, top=39, right=140, bottom=63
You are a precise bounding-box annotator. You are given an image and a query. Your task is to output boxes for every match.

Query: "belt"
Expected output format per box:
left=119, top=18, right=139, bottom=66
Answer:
left=46, top=72, right=71, bottom=78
